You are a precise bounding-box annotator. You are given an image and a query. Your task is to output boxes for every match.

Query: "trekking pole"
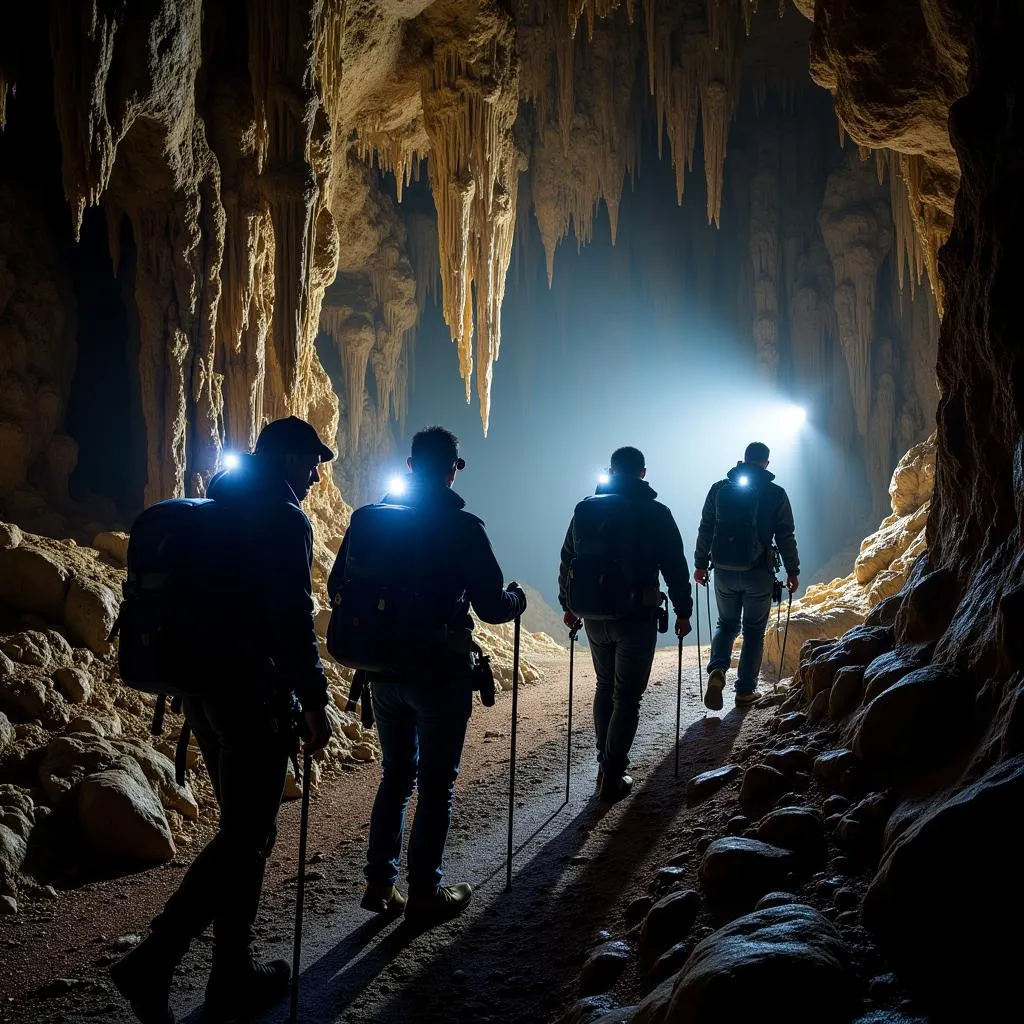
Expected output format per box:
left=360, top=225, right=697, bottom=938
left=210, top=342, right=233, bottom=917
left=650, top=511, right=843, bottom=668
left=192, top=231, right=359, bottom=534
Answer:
left=674, top=630, right=683, bottom=779
left=289, top=748, right=313, bottom=1024
left=695, top=582, right=702, bottom=690
left=779, top=588, right=794, bottom=681
left=506, top=614, right=522, bottom=892
left=704, top=575, right=712, bottom=705
left=566, top=621, right=580, bottom=805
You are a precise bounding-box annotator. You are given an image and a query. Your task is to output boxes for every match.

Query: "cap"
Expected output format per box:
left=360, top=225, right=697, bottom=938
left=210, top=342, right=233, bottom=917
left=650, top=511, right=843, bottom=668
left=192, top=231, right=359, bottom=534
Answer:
left=254, top=416, right=335, bottom=462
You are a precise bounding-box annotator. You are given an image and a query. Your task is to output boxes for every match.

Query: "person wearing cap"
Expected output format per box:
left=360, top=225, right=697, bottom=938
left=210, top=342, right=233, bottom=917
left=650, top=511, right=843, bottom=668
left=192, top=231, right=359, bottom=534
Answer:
left=111, top=416, right=334, bottom=1024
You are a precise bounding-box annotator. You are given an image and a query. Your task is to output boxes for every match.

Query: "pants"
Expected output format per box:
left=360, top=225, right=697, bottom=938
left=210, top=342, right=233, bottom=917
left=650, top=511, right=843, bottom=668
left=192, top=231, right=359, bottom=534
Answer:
left=150, top=694, right=291, bottom=961
left=585, top=617, right=658, bottom=778
left=707, top=568, right=775, bottom=696
left=365, top=680, right=473, bottom=897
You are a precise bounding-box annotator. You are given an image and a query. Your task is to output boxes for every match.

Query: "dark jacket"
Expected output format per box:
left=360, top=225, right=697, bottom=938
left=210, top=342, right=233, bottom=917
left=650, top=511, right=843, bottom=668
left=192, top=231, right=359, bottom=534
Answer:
left=558, top=476, right=693, bottom=620
left=329, top=477, right=525, bottom=638
left=693, top=463, right=800, bottom=576
left=205, top=456, right=329, bottom=711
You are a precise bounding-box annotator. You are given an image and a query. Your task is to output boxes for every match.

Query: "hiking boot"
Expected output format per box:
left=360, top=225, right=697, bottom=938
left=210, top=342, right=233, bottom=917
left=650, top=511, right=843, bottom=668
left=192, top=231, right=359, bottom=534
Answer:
left=704, top=669, right=726, bottom=711
left=735, top=691, right=762, bottom=707
left=599, top=773, right=633, bottom=803
left=109, top=934, right=181, bottom=1024
left=360, top=881, right=407, bottom=916
left=404, top=883, right=473, bottom=926
left=204, top=953, right=290, bottom=1020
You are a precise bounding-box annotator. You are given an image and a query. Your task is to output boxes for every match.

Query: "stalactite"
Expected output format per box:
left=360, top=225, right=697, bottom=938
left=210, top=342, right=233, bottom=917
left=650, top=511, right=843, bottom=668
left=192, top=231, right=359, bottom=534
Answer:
left=867, top=337, right=897, bottom=513
left=701, top=80, right=730, bottom=227
left=749, top=129, right=780, bottom=381
left=407, top=212, right=440, bottom=315
left=0, top=71, right=9, bottom=131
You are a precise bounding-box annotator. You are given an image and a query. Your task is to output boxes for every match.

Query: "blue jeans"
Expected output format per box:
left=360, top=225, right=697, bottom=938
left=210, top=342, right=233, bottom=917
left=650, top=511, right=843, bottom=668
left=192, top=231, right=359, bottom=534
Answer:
left=585, top=617, right=658, bottom=778
left=365, top=681, right=473, bottom=896
left=707, top=568, right=774, bottom=696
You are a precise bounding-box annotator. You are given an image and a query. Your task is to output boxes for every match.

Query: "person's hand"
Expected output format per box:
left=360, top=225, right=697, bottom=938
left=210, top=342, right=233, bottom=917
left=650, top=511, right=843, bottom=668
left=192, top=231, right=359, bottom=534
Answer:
left=303, top=708, right=332, bottom=756
left=694, top=568, right=709, bottom=587
left=563, top=610, right=583, bottom=631
left=506, top=580, right=527, bottom=610
left=675, top=617, right=692, bottom=638
left=785, top=574, right=799, bottom=594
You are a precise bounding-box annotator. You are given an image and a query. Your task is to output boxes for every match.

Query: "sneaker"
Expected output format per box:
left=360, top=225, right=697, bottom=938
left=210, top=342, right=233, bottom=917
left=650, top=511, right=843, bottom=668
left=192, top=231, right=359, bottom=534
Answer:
left=598, top=773, right=633, bottom=803
left=360, top=881, right=407, bottom=916
left=204, top=954, right=290, bottom=1019
left=735, top=691, right=762, bottom=707
left=404, top=882, right=473, bottom=926
left=109, top=936, right=179, bottom=1024
left=704, top=669, right=726, bottom=711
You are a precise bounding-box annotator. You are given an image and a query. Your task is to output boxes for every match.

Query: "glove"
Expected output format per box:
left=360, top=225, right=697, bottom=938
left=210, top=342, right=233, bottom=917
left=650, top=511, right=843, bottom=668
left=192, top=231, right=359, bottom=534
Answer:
left=785, top=574, right=799, bottom=594
left=506, top=580, right=527, bottom=612
left=563, top=610, right=583, bottom=631
left=694, top=568, right=709, bottom=586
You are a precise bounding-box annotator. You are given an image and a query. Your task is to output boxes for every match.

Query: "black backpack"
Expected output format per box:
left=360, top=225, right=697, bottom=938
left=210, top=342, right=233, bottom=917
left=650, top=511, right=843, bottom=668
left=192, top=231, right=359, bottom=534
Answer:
left=566, top=494, right=642, bottom=620
left=710, top=479, right=762, bottom=571
left=326, top=502, right=453, bottom=673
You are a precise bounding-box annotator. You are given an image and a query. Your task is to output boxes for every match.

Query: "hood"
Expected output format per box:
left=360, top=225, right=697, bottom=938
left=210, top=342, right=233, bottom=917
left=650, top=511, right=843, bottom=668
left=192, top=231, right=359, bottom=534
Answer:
left=594, top=476, right=658, bottom=500
left=207, top=453, right=300, bottom=506
left=727, top=462, right=775, bottom=485
left=381, top=476, right=466, bottom=512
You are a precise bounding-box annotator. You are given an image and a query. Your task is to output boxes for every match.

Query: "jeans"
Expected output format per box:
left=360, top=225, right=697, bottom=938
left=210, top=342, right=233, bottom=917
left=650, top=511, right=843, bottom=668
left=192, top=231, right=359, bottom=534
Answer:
left=151, top=693, right=291, bottom=960
left=365, top=680, right=473, bottom=896
left=585, top=617, right=658, bottom=778
left=707, top=568, right=775, bottom=696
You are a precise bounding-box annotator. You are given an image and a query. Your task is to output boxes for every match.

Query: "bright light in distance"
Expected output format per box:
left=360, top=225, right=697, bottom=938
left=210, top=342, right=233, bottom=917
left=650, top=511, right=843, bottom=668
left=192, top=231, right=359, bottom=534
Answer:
left=387, top=474, right=408, bottom=496
left=222, top=452, right=240, bottom=471
left=597, top=472, right=611, bottom=485
left=781, top=404, right=807, bottom=431
left=738, top=474, right=749, bottom=486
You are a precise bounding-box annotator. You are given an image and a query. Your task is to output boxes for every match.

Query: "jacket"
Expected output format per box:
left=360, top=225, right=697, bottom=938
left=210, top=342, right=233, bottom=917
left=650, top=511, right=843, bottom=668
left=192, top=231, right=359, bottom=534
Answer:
left=205, top=456, right=329, bottom=711
left=693, top=463, right=800, bottom=576
left=558, top=476, right=694, bottom=620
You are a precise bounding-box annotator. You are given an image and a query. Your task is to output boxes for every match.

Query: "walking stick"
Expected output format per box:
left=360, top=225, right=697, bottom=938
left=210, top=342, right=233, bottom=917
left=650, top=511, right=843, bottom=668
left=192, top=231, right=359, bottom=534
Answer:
left=506, top=614, right=522, bottom=892
left=674, top=630, right=683, bottom=779
left=289, top=749, right=313, bottom=1024
left=566, top=621, right=581, bottom=805
left=779, top=588, right=794, bottom=680
left=695, top=582, right=702, bottom=700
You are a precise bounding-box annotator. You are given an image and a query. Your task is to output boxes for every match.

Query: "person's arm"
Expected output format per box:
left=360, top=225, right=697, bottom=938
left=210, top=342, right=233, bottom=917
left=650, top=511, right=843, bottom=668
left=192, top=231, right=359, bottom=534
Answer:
left=557, top=518, right=575, bottom=611
left=264, top=507, right=329, bottom=712
left=655, top=506, right=693, bottom=620
left=459, top=518, right=525, bottom=624
left=693, top=484, right=718, bottom=571
left=774, top=488, right=800, bottom=580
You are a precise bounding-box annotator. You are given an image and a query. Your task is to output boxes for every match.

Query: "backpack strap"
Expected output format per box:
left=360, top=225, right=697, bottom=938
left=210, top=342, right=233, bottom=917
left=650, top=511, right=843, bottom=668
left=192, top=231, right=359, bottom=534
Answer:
left=174, top=719, right=191, bottom=787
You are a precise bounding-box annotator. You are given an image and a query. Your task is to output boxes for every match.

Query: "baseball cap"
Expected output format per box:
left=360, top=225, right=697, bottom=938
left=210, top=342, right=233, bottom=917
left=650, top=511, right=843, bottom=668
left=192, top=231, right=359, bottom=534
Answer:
left=254, top=416, right=335, bottom=462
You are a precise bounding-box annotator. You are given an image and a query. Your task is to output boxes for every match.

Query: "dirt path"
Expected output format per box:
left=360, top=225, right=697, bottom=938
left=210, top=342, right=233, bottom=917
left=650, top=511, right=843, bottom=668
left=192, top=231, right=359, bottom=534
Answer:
left=1, top=646, right=763, bottom=1024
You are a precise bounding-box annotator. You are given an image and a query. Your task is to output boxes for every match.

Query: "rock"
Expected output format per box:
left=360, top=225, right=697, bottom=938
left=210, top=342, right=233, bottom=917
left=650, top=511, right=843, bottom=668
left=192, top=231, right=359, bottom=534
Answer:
left=351, top=742, right=375, bottom=762
left=580, top=940, right=631, bottom=995
left=833, top=887, right=859, bottom=911
left=824, top=795, right=851, bottom=816
left=0, top=629, right=73, bottom=671
left=39, top=734, right=128, bottom=803
left=863, top=755, right=1024, bottom=1017
left=78, top=762, right=175, bottom=863
left=63, top=576, right=118, bottom=654
left=113, top=739, right=199, bottom=820
left=0, top=823, right=27, bottom=896
left=630, top=904, right=858, bottom=1024
left=52, top=666, right=92, bottom=704
left=558, top=996, right=621, bottom=1024
left=829, top=666, right=865, bottom=719
left=753, top=807, right=827, bottom=866
left=0, top=545, right=70, bottom=619
left=625, top=895, right=654, bottom=926
left=894, top=568, right=959, bottom=646
left=0, top=664, right=71, bottom=728
left=755, top=891, right=797, bottom=910
left=814, top=749, right=857, bottom=789
left=807, top=689, right=831, bottom=724
left=726, top=815, right=748, bottom=835
left=685, top=764, right=741, bottom=802
left=775, top=712, right=806, bottom=734
left=0, top=522, right=24, bottom=549
left=648, top=938, right=697, bottom=986
left=766, top=746, right=813, bottom=775
left=92, top=531, right=129, bottom=565
left=698, top=838, right=794, bottom=910
left=738, top=764, right=787, bottom=804
left=0, top=711, right=13, bottom=752
left=852, top=665, right=974, bottom=768
left=0, top=894, right=16, bottom=915
left=640, top=890, right=701, bottom=959
left=836, top=793, right=890, bottom=851
left=654, top=866, right=687, bottom=887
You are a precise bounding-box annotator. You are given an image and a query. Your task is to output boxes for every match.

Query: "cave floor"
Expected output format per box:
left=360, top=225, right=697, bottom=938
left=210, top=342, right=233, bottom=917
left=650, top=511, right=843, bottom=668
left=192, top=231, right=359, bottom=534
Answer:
left=0, top=649, right=787, bottom=1024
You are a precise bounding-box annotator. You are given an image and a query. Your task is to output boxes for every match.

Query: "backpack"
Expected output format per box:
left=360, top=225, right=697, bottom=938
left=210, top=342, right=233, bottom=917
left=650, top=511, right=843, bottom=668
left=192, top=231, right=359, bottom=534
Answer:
left=326, top=502, right=453, bottom=673
left=566, top=494, right=642, bottom=620
left=710, top=479, right=762, bottom=571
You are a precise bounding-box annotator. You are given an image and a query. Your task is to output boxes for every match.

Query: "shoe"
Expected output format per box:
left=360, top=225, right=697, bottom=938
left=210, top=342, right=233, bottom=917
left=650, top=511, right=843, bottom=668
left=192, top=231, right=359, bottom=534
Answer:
left=735, top=691, right=762, bottom=707
left=404, top=882, right=473, bottom=926
left=360, top=882, right=407, bottom=916
left=109, top=934, right=180, bottom=1024
left=204, top=953, right=290, bottom=1020
left=704, top=669, right=726, bottom=711
left=599, top=773, right=633, bottom=803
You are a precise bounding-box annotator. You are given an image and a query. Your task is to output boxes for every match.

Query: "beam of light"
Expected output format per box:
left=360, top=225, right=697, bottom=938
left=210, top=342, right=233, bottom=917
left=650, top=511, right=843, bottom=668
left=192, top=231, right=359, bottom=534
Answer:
left=738, top=474, right=749, bottom=486
left=387, top=474, right=408, bottom=496
left=779, top=403, right=807, bottom=432
left=597, top=471, right=610, bottom=485
left=222, top=452, right=240, bottom=471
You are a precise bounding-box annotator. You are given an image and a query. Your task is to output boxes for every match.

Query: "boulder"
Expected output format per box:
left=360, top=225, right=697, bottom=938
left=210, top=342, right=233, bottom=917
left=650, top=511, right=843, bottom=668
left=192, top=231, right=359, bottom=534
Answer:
left=92, top=531, right=129, bottom=565
left=640, top=890, right=701, bottom=959
left=39, top=734, right=128, bottom=803
left=0, top=629, right=73, bottom=671
left=0, top=710, right=13, bottom=753
left=52, top=665, right=92, bottom=704
left=0, top=522, right=23, bottom=549
left=558, top=996, right=622, bottom=1024
left=863, top=756, right=1024, bottom=1017
left=77, top=762, right=175, bottom=863
left=852, top=665, right=974, bottom=768
left=113, top=738, right=198, bottom=820
left=835, top=793, right=891, bottom=851
left=894, top=568, right=959, bottom=646
left=828, top=666, right=865, bottom=720
left=0, top=823, right=26, bottom=897
left=0, top=664, right=71, bottom=728
left=775, top=712, right=806, bottom=734
left=807, top=689, right=831, bottom=724
left=755, top=891, right=797, bottom=910
left=753, top=807, right=827, bottom=866
left=686, top=764, right=741, bottom=803
left=0, top=545, right=69, bottom=619
left=630, top=905, right=858, bottom=1024
left=814, top=749, right=857, bottom=789
left=63, top=576, right=118, bottom=654
left=580, top=941, right=631, bottom=996
left=765, top=746, right=813, bottom=775
left=738, top=764, right=787, bottom=804
left=698, top=838, right=794, bottom=911
left=862, top=649, right=928, bottom=702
